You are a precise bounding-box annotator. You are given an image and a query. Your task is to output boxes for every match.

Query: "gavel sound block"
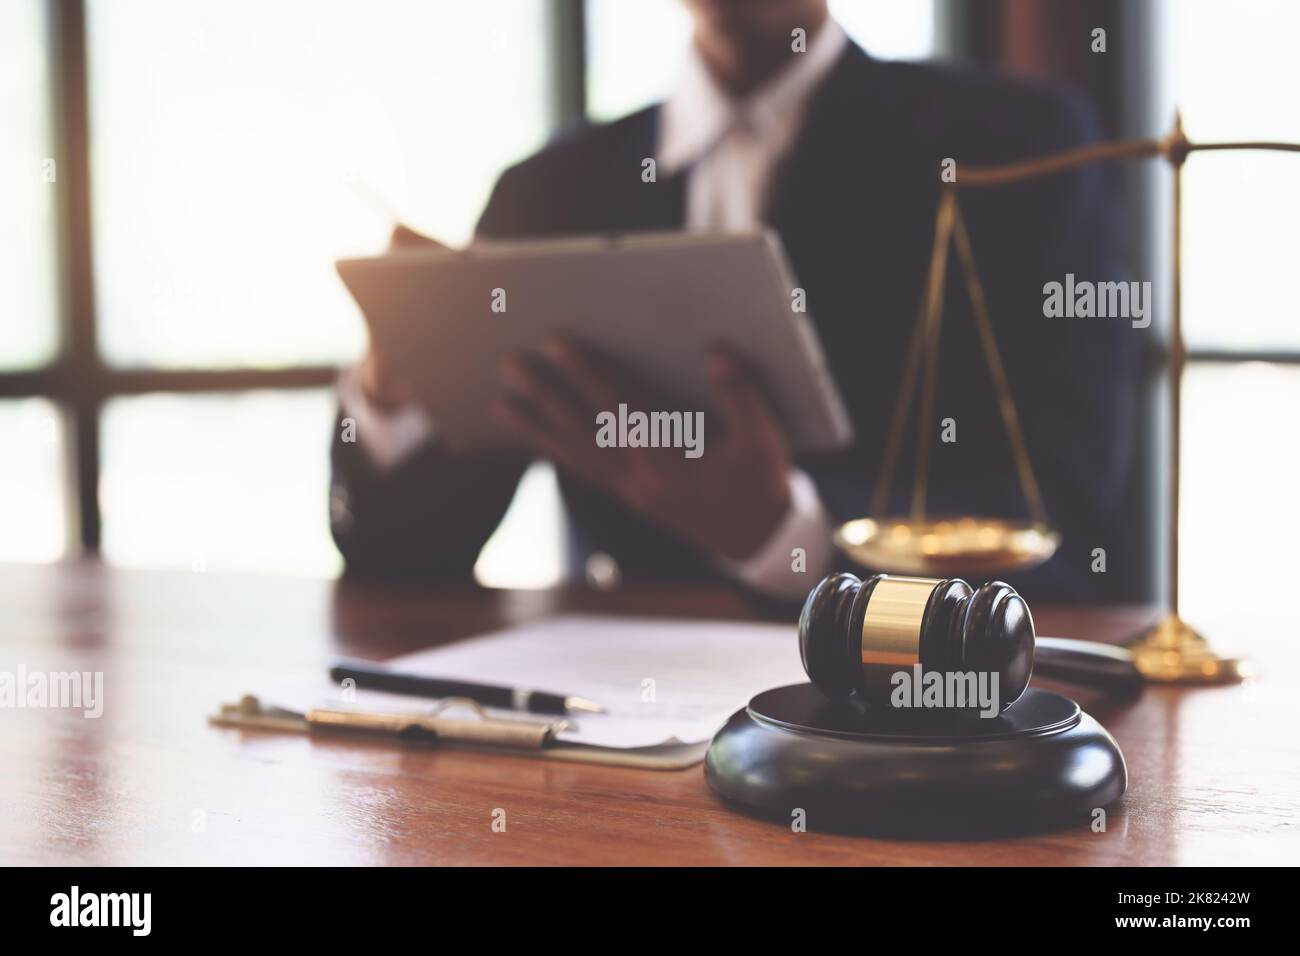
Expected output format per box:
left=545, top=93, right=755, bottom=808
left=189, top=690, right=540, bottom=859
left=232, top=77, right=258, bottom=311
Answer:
left=704, top=573, right=1127, bottom=836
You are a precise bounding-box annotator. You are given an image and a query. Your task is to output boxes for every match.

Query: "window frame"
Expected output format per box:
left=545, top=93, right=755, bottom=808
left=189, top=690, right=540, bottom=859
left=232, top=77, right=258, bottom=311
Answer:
left=0, top=0, right=584, bottom=555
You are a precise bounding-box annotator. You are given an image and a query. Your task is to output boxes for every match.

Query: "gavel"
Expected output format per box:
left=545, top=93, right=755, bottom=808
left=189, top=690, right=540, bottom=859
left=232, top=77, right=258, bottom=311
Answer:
left=798, top=572, right=1035, bottom=712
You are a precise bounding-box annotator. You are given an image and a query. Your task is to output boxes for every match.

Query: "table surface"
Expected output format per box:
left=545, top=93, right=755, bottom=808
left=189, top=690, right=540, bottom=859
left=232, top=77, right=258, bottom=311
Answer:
left=1, top=560, right=1295, bottom=866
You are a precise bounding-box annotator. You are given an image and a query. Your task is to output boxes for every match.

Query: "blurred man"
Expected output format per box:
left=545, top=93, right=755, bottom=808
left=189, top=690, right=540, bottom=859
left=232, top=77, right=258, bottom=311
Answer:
left=330, top=0, right=1137, bottom=603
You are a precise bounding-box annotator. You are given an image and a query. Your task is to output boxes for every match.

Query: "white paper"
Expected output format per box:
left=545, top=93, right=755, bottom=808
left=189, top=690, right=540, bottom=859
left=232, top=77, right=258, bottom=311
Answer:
left=377, top=614, right=807, bottom=747
left=250, top=614, right=807, bottom=749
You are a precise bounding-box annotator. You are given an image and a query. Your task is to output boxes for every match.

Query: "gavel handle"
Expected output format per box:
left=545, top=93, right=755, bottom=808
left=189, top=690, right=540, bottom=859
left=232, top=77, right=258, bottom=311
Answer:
left=1034, top=636, right=1143, bottom=690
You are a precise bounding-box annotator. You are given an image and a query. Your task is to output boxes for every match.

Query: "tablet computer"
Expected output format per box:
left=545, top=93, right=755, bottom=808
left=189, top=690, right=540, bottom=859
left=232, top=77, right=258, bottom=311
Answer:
left=336, top=230, right=853, bottom=455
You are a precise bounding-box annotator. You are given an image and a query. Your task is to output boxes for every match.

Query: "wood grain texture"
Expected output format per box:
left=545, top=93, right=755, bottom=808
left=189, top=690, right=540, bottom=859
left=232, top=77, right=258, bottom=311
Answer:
left=1, top=560, right=1295, bottom=866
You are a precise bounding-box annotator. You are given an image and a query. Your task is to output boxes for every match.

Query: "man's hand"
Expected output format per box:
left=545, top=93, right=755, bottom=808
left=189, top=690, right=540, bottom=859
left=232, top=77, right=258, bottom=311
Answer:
left=493, top=339, right=793, bottom=562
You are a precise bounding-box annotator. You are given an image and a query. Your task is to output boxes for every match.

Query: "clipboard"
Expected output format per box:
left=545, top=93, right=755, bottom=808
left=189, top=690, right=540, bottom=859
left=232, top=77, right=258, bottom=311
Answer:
left=209, top=695, right=709, bottom=770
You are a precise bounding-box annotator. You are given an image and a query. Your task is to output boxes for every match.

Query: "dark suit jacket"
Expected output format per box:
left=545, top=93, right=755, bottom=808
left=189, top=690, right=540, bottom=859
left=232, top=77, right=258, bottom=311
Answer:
left=330, top=43, right=1141, bottom=604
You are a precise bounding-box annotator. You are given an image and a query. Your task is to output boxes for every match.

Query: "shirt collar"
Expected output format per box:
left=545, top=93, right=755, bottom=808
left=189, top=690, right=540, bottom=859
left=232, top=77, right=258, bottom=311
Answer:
left=658, top=18, right=848, bottom=176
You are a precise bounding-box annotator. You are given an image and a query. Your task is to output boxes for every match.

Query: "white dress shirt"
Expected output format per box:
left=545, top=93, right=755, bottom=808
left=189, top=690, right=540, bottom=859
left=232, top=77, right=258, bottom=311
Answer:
left=658, top=17, right=848, bottom=229
left=341, top=18, right=848, bottom=597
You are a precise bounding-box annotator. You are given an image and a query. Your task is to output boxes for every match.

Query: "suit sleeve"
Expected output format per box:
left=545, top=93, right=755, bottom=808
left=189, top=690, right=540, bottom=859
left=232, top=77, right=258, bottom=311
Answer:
left=328, top=169, right=534, bottom=581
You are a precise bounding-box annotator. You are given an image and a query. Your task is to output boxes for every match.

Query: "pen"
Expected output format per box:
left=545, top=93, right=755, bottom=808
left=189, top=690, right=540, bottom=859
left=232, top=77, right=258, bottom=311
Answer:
left=328, top=661, right=606, bottom=716
left=1033, top=636, right=1143, bottom=690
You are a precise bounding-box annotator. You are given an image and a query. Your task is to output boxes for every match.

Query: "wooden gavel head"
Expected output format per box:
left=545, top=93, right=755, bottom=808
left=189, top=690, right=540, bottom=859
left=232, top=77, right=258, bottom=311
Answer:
left=798, top=572, right=1034, bottom=712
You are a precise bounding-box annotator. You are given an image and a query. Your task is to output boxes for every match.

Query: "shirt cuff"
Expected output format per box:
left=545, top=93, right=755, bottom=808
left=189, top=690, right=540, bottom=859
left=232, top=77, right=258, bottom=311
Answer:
left=714, top=469, right=836, bottom=599
left=336, top=363, right=436, bottom=472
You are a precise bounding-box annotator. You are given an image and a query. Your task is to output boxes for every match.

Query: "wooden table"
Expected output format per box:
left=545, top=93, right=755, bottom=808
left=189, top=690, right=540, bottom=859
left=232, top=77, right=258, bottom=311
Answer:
left=1, top=560, right=1294, bottom=865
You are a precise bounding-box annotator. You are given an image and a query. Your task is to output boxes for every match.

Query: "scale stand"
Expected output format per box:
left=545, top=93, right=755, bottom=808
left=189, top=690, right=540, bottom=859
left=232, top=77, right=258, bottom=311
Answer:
left=705, top=684, right=1126, bottom=837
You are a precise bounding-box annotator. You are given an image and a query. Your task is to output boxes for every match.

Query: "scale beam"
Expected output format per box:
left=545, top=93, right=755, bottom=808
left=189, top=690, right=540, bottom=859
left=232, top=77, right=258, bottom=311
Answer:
left=847, top=117, right=1298, bottom=683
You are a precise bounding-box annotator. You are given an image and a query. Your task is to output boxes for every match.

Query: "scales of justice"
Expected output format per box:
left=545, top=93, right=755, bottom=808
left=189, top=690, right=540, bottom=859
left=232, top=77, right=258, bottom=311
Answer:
left=835, top=113, right=1300, bottom=684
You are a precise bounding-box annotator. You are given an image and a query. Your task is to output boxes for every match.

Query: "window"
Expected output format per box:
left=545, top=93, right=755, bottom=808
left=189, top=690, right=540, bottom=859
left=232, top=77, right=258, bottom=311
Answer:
left=1167, top=0, right=1300, bottom=626
left=0, top=1, right=66, bottom=564
left=0, top=0, right=557, bottom=578
left=1181, top=364, right=1300, bottom=627
left=0, top=0, right=60, bottom=373
left=87, top=0, right=552, bottom=370
left=1171, top=0, right=1300, bottom=353
left=0, top=399, right=67, bottom=563
left=99, top=390, right=341, bottom=576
